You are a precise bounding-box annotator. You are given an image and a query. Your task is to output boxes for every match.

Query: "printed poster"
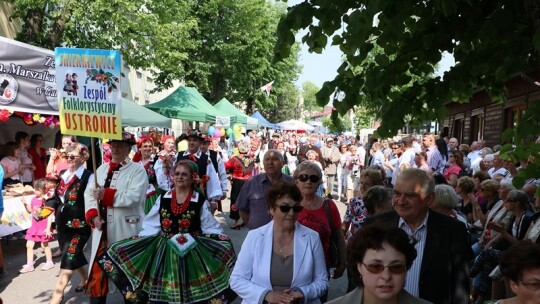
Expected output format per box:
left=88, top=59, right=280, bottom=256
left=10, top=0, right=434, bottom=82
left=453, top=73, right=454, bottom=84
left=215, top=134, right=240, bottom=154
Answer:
left=0, top=37, right=57, bottom=114
left=55, top=48, right=122, bottom=139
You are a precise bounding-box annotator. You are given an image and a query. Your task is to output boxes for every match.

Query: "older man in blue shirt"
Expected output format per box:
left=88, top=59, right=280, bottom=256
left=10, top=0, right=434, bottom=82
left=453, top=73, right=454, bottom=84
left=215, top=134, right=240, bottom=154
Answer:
left=237, top=149, right=293, bottom=229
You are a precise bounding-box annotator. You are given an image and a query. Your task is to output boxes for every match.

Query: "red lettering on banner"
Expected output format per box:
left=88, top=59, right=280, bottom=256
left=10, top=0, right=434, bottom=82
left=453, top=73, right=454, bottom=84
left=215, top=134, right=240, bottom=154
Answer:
left=63, top=113, right=119, bottom=135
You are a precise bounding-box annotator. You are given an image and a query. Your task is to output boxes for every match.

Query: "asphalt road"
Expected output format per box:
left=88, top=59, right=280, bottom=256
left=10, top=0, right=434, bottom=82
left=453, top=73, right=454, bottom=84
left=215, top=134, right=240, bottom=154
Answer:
left=0, top=195, right=349, bottom=303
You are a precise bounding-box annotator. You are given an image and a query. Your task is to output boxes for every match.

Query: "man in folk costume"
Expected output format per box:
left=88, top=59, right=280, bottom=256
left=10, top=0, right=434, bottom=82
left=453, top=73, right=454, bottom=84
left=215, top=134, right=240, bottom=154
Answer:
left=175, top=130, right=222, bottom=210
left=84, top=132, right=148, bottom=304
left=200, top=135, right=227, bottom=214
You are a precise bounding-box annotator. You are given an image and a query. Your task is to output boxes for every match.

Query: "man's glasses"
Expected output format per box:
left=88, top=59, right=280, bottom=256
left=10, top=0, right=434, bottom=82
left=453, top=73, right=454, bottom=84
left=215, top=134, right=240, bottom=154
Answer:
left=63, top=155, right=80, bottom=160
left=297, top=174, right=320, bottom=183
left=277, top=205, right=304, bottom=213
left=362, top=262, right=407, bottom=274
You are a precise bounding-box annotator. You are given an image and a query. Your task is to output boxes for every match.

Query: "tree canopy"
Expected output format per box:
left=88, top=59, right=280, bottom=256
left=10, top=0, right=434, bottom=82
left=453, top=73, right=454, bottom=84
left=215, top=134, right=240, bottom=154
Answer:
left=276, top=0, right=540, bottom=137
left=275, top=0, right=540, bottom=191
left=8, top=0, right=302, bottom=114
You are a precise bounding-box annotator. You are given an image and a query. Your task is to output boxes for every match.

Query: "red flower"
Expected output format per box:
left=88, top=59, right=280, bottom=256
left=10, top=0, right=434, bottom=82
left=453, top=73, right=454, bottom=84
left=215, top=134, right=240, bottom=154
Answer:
left=69, top=193, right=77, bottom=200
left=71, top=238, right=79, bottom=245
left=179, top=219, right=190, bottom=230
left=103, top=261, right=113, bottom=272
left=162, top=218, right=172, bottom=229
left=71, top=219, right=81, bottom=228
left=68, top=246, right=76, bottom=254
left=192, top=173, right=199, bottom=180
left=176, top=235, right=187, bottom=245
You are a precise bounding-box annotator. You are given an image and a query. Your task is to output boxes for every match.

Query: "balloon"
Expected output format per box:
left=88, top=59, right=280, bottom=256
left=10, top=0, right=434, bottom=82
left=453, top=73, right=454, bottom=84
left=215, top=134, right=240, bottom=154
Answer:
left=208, top=126, right=215, bottom=136
left=213, top=129, right=222, bottom=138
left=233, top=124, right=241, bottom=133
left=226, top=128, right=233, bottom=136
left=220, top=127, right=225, bottom=135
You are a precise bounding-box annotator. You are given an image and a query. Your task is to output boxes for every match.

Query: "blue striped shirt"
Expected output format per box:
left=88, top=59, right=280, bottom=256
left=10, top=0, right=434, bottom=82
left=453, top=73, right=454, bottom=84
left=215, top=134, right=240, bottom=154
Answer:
left=426, top=146, right=445, bottom=173
left=399, top=213, right=429, bottom=297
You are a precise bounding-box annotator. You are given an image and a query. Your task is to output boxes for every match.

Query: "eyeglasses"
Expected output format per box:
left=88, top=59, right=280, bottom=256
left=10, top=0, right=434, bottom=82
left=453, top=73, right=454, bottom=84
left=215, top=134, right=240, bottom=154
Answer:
left=277, top=205, right=304, bottom=213
left=297, top=174, right=321, bottom=183
left=519, top=280, right=540, bottom=291
left=362, top=262, right=407, bottom=274
left=63, top=155, right=80, bottom=160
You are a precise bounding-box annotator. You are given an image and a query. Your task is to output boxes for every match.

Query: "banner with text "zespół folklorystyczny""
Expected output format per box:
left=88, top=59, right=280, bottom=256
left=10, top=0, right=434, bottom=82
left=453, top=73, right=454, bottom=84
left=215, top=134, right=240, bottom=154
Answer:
left=55, top=48, right=122, bottom=140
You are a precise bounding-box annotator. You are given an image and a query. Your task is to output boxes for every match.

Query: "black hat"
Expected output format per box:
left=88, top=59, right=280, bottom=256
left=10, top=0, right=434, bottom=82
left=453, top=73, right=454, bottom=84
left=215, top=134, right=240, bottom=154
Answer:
left=109, top=131, right=136, bottom=146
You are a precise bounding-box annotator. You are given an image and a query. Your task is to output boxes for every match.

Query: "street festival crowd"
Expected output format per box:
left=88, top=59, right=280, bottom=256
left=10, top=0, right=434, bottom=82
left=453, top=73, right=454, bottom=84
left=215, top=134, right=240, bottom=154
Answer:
left=0, top=128, right=539, bottom=304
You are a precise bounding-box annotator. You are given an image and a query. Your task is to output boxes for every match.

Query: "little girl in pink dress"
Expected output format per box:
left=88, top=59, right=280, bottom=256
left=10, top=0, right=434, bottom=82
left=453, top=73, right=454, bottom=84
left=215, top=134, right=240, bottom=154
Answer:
left=20, top=179, right=55, bottom=273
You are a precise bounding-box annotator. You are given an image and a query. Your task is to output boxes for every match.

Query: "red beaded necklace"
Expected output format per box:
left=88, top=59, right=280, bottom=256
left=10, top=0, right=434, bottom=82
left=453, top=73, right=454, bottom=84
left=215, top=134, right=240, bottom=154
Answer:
left=170, top=189, right=191, bottom=215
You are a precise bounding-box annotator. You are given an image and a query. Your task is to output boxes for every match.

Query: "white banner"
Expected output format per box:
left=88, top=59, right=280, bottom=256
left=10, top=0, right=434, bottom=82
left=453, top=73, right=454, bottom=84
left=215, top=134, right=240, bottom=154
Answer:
left=215, top=116, right=230, bottom=128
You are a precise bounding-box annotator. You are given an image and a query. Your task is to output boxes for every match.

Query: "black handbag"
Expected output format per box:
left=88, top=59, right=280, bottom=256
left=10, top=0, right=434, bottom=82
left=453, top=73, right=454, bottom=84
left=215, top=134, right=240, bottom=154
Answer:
left=323, top=199, right=340, bottom=268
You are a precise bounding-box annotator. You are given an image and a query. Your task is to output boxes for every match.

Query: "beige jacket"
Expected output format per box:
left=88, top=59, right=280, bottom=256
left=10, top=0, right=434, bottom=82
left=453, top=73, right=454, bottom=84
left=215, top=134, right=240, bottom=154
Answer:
left=326, top=287, right=432, bottom=304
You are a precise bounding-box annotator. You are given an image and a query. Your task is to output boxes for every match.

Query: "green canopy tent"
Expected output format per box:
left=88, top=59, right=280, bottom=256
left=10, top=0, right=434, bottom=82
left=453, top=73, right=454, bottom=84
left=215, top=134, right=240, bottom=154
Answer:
left=213, top=98, right=259, bottom=129
left=145, top=86, right=225, bottom=123
left=121, top=98, right=172, bottom=127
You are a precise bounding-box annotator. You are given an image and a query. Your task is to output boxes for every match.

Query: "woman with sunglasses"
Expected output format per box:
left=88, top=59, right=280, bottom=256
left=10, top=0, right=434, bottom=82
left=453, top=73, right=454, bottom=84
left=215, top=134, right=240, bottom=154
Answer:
left=230, top=182, right=328, bottom=304
left=49, top=143, right=92, bottom=303
left=293, top=162, right=347, bottom=299
left=327, top=223, right=432, bottom=304
left=496, top=241, right=540, bottom=304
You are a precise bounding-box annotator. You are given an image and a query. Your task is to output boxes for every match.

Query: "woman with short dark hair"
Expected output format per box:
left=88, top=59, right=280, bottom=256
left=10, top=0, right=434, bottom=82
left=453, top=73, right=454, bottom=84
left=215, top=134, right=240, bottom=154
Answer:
left=497, top=241, right=540, bottom=303
left=327, top=223, right=431, bottom=304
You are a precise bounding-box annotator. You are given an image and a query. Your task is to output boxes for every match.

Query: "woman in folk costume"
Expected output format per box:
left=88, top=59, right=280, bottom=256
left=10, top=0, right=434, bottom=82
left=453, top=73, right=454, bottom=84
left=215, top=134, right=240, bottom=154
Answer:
left=132, top=136, right=160, bottom=214
left=84, top=132, right=148, bottom=304
left=155, top=135, right=177, bottom=193
left=99, top=160, right=237, bottom=304
left=49, top=143, right=93, bottom=303
left=224, top=141, right=255, bottom=230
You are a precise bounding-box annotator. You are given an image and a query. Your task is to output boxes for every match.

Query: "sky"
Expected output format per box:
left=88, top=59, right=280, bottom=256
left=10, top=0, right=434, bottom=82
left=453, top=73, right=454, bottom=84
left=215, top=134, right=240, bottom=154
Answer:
left=287, top=0, right=455, bottom=89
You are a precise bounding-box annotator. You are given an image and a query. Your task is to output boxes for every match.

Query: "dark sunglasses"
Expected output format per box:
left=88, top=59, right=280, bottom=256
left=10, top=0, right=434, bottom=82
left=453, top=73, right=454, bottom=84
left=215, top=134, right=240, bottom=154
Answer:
left=277, top=205, right=304, bottom=213
left=62, top=155, right=80, bottom=160
left=297, top=174, right=321, bottom=183
left=362, top=262, right=407, bottom=274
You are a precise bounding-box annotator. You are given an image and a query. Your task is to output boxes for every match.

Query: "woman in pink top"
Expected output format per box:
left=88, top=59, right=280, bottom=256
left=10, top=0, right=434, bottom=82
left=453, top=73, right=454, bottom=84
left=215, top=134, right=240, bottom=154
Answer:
left=444, top=150, right=465, bottom=187
left=46, top=135, right=75, bottom=178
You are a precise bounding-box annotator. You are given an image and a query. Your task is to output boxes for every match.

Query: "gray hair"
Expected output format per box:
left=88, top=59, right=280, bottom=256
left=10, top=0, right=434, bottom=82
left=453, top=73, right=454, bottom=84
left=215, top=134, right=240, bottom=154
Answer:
left=507, top=190, right=530, bottom=210
left=500, top=178, right=517, bottom=191
left=294, top=161, right=323, bottom=180
left=363, top=186, right=393, bottom=215
left=398, top=168, right=435, bottom=197
left=264, top=149, right=284, bottom=162
left=433, top=184, right=460, bottom=209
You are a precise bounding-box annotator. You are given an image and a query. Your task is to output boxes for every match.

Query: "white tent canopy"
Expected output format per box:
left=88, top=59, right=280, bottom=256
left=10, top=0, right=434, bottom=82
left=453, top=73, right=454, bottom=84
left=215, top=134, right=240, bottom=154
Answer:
left=276, top=119, right=315, bottom=131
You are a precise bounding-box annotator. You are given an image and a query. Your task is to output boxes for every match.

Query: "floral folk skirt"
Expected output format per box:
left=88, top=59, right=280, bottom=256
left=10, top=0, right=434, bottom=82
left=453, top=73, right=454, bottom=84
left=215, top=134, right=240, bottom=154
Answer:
left=99, top=233, right=237, bottom=304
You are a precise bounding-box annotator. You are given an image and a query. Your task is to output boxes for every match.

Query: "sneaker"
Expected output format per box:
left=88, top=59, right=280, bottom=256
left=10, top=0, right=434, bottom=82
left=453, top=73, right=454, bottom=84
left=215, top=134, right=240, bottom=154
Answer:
left=19, top=264, right=34, bottom=273
left=41, top=261, right=55, bottom=271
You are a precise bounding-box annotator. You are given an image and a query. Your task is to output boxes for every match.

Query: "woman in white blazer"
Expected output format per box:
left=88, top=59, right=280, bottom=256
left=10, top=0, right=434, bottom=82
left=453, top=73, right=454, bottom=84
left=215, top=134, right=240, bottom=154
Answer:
left=230, top=182, right=328, bottom=304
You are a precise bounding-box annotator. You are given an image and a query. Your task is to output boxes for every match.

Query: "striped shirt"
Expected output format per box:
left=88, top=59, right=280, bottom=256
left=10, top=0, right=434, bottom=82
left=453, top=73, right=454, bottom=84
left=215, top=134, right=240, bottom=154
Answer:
left=425, top=146, right=445, bottom=173
left=399, top=213, right=429, bottom=297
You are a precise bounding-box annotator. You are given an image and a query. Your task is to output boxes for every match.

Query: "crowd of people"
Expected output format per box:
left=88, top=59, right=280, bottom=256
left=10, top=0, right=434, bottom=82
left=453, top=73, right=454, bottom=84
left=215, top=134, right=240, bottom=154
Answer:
left=0, top=128, right=539, bottom=304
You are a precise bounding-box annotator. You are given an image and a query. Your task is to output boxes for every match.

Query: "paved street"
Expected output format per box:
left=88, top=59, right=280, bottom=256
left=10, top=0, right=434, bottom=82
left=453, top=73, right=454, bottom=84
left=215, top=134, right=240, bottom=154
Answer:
left=0, top=194, right=349, bottom=303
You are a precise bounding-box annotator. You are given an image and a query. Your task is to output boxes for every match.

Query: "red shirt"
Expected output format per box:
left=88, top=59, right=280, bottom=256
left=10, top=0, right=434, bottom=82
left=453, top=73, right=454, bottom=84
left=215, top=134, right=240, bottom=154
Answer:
left=297, top=199, right=342, bottom=265
left=27, top=147, right=47, bottom=180
left=224, top=155, right=255, bottom=180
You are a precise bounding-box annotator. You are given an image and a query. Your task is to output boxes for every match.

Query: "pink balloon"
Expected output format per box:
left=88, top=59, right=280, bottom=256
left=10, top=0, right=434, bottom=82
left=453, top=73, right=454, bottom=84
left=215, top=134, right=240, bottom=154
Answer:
left=213, top=129, right=222, bottom=138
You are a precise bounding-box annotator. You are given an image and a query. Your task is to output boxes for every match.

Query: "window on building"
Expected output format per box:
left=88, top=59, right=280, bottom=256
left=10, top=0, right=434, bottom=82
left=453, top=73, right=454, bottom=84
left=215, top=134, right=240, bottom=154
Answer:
left=134, top=97, right=140, bottom=104
left=504, top=105, right=526, bottom=130
left=145, top=99, right=150, bottom=105
left=121, top=92, right=128, bottom=98
left=452, top=119, right=463, bottom=143
left=136, top=71, right=142, bottom=79
left=470, top=115, right=484, bottom=143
